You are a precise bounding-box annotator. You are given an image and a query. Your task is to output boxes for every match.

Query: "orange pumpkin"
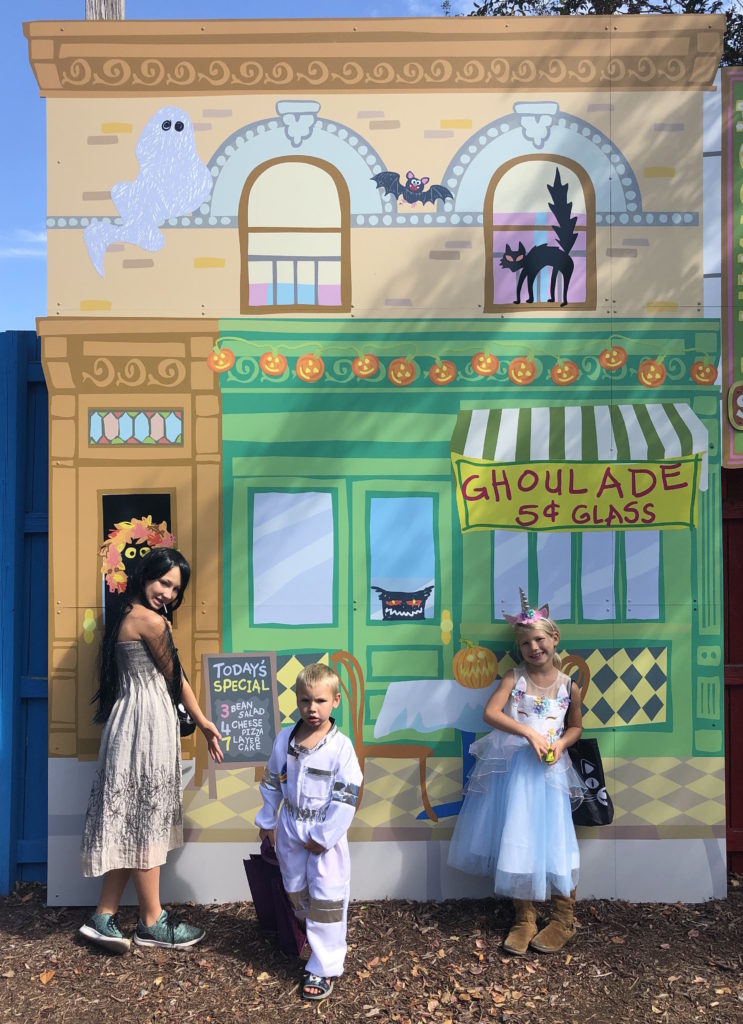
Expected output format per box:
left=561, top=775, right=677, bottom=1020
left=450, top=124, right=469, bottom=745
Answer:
left=296, top=353, right=325, bottom=383
left=453, top=642, right=499, bottom=690
left=352, top=353, right=380, bottom=379
left=598, top=345, right=627, bottom=371
left=429, top=359, right=457, bottom=386
left=259, top=351, right=288, bottom=377
left=507, top=357, right=538, bottom=386
left=550, top=360, right=580, bottom=386
left=388, top=357, right=417, bottom=387
left=690, top=360, right=717, bottom=386
left=637, top=358, right=666, bottom=389
left=206, top=346, right=235, bottom=374
left=471, top=352, right=499, bottom=377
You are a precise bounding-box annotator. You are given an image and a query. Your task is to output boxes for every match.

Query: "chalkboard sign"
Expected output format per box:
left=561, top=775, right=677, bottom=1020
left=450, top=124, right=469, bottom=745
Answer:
left=202, top=653, right=280, bottom=772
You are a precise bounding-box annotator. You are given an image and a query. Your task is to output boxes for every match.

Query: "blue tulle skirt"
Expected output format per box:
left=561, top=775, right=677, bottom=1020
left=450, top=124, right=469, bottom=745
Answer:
left=447, top=733, right=584, bottom=901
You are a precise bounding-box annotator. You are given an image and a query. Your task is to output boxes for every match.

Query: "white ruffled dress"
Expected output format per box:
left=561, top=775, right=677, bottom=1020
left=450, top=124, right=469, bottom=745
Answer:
left=447, top=667, right=585, bottom=901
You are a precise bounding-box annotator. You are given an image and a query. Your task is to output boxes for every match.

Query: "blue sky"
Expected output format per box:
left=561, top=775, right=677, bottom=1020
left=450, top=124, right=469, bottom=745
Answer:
left=0, top=0, right=473, bottom=330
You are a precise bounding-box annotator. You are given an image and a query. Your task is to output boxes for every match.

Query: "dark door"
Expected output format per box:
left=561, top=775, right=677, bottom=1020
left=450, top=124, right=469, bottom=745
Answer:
left=722, top=468, right=743, bottom=871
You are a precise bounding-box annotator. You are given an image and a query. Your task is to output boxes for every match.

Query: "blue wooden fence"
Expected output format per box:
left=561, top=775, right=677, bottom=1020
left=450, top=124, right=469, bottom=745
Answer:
left=0, top=331, right=48, bottom=892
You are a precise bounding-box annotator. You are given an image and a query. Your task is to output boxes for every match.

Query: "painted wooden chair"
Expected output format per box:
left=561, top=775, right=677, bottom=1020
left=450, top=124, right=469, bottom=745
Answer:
left=561, top=652, right=591, bottom=703
left=330, top=649, right=438, bottom=822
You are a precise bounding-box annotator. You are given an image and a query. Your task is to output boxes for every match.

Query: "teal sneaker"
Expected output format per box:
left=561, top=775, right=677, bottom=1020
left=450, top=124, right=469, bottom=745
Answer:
left=78, top=912, right=131, bottom=954
left=133, top=910, right=205, bottom=949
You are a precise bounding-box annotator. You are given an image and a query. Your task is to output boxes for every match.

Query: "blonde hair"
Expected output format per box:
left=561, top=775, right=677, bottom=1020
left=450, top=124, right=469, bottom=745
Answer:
left=296, top=662, right=340, bottom=698
left=513, top=617, right=562, bottom=669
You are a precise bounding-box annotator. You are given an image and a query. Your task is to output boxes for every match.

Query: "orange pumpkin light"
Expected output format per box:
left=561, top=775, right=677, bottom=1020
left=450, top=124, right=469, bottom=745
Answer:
left=637, top=358, right=666, bottom=389
left=507, top=357, right=538, bottom=386
left=429, top=360, right=457, bottom=386
left=259, top=351, right=288, bottom=377
left=690, top=360, right=717, bottom=386
left=296, top=353, right=325, bottom=383
left=388, top=357, right=417, bottom=387
left=352, top=353, right=380, bottom=380
left=471, top=352, right=499, bottom=377
left=206, top=346, right=235, bottom=374
left=550, top=360, right=580, bottom=386
left=453, top=641, right=499, bottom=690
left=598, top=345, right=627, bottom=371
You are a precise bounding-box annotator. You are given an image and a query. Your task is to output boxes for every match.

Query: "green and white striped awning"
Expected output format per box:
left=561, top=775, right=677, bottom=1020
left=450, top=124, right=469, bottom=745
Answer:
left=450, top=404, right=709, bottom=489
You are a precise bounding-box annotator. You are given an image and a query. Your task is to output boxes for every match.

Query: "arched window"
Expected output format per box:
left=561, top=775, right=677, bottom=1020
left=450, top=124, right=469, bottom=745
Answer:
left=485, top=156, right=596, bottom=312
left=239, top=157, right=350, bottom=314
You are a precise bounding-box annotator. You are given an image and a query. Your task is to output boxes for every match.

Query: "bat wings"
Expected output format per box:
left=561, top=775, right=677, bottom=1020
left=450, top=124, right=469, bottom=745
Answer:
left=372, top=170, right=453, bottom=206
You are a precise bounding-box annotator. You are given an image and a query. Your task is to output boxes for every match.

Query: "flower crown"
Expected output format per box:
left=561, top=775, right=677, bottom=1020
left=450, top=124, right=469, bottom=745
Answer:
left=99, top=516, right=176, bottom=595
left=504, top=587, right=550, bottom=626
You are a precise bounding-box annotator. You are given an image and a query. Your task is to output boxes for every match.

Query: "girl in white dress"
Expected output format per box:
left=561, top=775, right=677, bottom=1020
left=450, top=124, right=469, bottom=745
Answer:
left=79, top=548, right=223, bottom=953
left=448, top=592, right=585, bottom=955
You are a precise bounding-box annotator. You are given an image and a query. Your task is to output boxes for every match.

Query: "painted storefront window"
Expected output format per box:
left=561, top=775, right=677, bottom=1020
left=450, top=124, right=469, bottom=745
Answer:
left=251, top=490, right=335, bottom=625
left=369, top=496, right=436, bottom=621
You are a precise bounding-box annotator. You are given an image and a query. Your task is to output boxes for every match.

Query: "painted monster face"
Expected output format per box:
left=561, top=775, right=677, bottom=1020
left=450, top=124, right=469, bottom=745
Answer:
left=371, top=585, right=434, bottom=621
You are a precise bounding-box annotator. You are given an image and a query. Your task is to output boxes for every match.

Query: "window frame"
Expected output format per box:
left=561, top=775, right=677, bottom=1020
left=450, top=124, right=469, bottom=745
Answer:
left=484, top=154, right=597, bottom=313
left=238, top=155, right=351, bottom=315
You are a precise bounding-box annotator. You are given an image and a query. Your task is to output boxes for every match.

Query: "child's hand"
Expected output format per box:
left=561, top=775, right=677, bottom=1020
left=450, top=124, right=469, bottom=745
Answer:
left=304, top=838, right=326, bottom=855
left=549, top=739, right=566, bottom=764
left=259, top=828, right=276, bottom=847
left=526, top=728, right=550, bottom=761
left=201, top=720, right=224, bottom=763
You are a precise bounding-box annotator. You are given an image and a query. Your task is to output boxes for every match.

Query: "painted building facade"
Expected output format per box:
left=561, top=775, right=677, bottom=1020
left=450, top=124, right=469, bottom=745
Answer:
left=25, top=14, right=727, bottom=904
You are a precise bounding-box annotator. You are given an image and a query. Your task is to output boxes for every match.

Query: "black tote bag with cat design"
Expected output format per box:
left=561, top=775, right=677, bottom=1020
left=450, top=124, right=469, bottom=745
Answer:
left=569, top=738, right=614, bottom=827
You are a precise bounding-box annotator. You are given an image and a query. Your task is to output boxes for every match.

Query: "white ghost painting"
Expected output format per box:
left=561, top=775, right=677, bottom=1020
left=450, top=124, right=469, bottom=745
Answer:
left=84, top=106, right=213, bottom=277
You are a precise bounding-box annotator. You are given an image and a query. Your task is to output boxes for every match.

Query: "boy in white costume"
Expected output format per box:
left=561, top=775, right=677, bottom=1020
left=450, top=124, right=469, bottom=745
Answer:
left=257, top=663, right=362, bottom=1002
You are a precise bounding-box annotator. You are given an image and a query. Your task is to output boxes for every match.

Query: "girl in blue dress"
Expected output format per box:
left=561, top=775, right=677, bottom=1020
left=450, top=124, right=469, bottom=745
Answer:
left=448, top=592, right=585, bottom=955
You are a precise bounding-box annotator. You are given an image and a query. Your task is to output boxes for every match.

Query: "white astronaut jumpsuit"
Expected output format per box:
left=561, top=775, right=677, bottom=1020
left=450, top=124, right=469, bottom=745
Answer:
left=256, top=720, right=362, bottom=979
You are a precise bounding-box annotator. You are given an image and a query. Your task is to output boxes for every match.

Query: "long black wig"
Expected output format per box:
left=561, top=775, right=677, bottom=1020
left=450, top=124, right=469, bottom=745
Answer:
left=91, top=547, right=191, bottom=723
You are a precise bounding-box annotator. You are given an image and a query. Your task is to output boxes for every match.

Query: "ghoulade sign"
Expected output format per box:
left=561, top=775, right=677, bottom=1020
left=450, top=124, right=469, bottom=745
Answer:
left=450, top=405, right=708, bottom=533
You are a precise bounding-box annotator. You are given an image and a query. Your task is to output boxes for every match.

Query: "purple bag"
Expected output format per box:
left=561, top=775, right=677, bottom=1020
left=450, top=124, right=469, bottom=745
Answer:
left=243, top=839, right=307, bottom=957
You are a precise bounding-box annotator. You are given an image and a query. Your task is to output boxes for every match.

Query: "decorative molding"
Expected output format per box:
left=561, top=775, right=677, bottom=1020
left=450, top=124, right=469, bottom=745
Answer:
left=276, top=100, right=320, bottom=147
left=45, top=210, right=699, bottom=229
left=514, top=101, right=559, bottom=149
left=24, top=16, right=724, bottom=97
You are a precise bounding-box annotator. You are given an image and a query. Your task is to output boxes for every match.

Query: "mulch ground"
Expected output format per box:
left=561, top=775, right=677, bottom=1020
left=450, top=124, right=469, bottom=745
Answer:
left=1, top=878, right=742, bottom=1024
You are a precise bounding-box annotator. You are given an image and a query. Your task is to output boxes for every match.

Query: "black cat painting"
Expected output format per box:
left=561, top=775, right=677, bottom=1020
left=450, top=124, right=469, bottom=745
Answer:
left=499, top=168, right=578, bottom=307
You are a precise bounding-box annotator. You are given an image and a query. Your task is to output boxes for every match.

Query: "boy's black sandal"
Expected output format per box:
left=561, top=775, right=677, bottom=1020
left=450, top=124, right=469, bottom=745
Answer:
left=302, top=972, right=334, bottom=1001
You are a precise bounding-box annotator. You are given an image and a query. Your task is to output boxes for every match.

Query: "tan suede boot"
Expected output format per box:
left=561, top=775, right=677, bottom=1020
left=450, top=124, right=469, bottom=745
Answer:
left=529, top=891, right=576, bottom=953
left=502, top=900, right=538, bottom=956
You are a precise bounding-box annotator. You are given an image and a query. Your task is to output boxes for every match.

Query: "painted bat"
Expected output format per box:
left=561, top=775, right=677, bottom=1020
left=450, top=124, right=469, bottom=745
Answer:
left=372, top=170, right=453, bottom=206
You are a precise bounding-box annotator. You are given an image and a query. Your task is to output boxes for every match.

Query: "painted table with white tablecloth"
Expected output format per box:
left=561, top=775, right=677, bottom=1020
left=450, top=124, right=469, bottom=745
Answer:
left=374, top=677, right=500, bottom=819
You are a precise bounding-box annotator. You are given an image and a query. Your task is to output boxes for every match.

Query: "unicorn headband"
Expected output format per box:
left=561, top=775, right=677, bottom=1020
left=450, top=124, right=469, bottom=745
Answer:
left=504, top=587, right=550, bottom=626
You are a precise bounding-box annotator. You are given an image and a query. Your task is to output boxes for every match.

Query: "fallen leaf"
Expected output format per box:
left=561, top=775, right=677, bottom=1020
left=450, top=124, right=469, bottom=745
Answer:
left=2, top=970, right=15, bottom=979
left=256, top=972, right=270, bottom=982
left=367, top=957, right=380, bottom=968
left=427, top=999, right=439, bottom=1012
left=154, top=976, right=163, bottom=987
left=39, top=970, right=55, bottom=985
left=610, top=936, right=625, bottom=944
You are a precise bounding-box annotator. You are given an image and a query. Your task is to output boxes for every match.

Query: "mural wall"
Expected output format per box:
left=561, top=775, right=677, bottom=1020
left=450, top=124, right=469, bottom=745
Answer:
left=26, top=14, right=727, bottom=904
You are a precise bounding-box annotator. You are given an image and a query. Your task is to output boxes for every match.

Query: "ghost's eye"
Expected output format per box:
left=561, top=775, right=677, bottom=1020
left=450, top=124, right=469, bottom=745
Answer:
left=175, top=121, right=184, bottom=132
left=162, top=120, right=172, bottom=131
